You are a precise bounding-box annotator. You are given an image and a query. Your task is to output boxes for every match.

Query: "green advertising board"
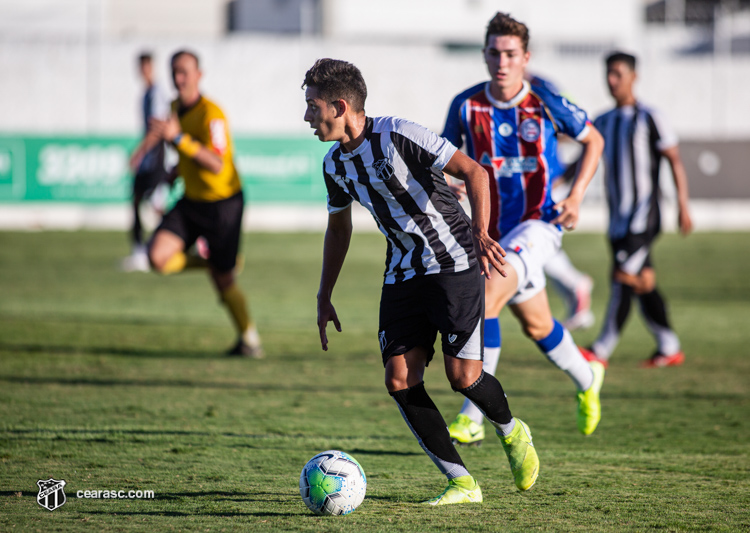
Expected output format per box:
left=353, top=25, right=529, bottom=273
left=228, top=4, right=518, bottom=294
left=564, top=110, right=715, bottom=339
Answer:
left=0, top=135, right=331, bottom=204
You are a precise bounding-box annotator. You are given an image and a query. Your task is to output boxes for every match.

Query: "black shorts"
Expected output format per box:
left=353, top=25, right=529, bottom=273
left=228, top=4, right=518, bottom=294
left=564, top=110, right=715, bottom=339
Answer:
left=156, top=191, right=244, bottom=273
left=610, top=231, right=658, bottom=275
left=378, top=263, right=484, bottom=366
left=133, top=143, right=168, bottom=197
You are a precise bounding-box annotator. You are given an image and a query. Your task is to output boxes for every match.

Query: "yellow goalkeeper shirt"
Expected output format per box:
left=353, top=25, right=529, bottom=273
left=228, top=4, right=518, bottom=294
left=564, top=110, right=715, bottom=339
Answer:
left=173, top=95, right=242, bottom=202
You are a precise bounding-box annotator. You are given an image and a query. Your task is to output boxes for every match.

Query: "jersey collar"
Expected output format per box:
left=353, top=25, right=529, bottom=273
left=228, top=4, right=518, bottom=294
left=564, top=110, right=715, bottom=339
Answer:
left=484, top=80, right=530, bottom=109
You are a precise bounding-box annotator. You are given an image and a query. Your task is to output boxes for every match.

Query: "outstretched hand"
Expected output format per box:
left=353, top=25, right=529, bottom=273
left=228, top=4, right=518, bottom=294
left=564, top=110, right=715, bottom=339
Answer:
left=472, top=229, right=507, bottom=279
left=317, top=298, right=341, bottom=351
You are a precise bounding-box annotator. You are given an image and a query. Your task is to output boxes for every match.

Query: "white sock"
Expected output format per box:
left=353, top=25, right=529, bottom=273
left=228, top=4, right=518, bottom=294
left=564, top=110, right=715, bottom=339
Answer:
left=536, top=320, right=594, bottom=391
left=242, top=325, right=261, bottom=348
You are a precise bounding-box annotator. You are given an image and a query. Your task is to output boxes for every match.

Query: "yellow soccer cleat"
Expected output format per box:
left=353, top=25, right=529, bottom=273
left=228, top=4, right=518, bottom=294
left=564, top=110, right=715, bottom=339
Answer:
left=423, top=476, right=483, bottom=506
left=499, top=418, right=539, bottom=491
left=448, top=414, right=485, bottom=446
left=577, top=361, right=605, bottom=435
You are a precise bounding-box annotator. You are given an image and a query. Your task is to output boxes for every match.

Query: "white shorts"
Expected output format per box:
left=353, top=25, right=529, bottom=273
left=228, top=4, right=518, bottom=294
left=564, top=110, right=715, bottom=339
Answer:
left=500, top=220, right=563, bottom=305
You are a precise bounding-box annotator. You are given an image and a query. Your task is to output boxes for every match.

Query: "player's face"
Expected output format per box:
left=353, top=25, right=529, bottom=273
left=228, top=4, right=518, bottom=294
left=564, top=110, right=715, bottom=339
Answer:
left=484, top=34, right=529, bottom=95
left=140, top=60, right=153, bottom=83
left=304, top=86, right=342, bottom=142
left=171, top=54, right=202, bottom=102
left=607, top=61, right=636, bottom=102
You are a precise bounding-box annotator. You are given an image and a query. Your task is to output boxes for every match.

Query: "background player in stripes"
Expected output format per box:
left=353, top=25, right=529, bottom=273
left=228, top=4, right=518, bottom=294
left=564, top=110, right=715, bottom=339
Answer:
left=122, top=52, right=171, bottom=273
left=304, top=57, right=539, bottom=505
left=580, top=51, right=693, bottom=368
left=130, top=50, right=264, bottom=358
left=442, top=12, right=606, bottom=443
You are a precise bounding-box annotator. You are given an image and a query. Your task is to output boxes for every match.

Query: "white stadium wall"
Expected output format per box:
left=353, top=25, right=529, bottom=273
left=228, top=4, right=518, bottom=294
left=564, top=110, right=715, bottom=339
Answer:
left=1, top=0, right=749, bottom=230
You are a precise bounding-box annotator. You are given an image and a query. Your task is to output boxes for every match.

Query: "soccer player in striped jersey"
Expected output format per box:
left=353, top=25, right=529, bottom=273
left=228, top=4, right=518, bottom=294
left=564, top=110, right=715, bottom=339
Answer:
left=304, top=58, right=539, bottom=505
left=121, top=52, right=171, bottom=273
left=442, top=12, right=606, bottom=442
left=580, top=52, right=692, bottom=368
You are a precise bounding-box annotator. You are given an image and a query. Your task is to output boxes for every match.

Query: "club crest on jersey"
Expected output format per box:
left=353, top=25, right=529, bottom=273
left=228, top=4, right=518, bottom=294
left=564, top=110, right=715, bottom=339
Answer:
left=37, top=478, right=67, bottom=511
left=373, top=159, right=395, bottom=181
left=519, top=118, right=541, bottom=142
left=498, top=123, right=513, bottom=137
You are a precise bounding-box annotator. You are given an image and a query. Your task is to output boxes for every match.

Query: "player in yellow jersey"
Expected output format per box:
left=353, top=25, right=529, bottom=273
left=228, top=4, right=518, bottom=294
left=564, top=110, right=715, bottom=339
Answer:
left=131, top=50, right=263, bottom=358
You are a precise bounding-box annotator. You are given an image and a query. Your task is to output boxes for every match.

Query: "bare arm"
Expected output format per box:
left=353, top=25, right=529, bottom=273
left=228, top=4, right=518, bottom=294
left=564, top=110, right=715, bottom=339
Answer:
left=552, top=125, right=604, bottom=230
left=150, top=114, right=224, bottom=174
left=443, top=150, right=507, bottom=278
left=317, top=206, right=353, bottom=351
left=661, top=145, right=693, bottom=236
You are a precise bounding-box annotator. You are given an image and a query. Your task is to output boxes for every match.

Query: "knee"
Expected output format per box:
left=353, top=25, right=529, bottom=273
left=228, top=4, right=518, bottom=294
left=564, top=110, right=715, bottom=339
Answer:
left=148, top=249, right=166, bottom=273
left=385, top=375, right=409, bottom=393
left=445, top=361, right=482, bottom=390
left=521, top=320, right=554, bottom=342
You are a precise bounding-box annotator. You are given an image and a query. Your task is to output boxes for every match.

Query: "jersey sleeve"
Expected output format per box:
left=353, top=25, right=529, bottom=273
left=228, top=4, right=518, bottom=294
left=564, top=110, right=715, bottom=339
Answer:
left=648, top=108, right=678, bottom=151
left=441, top=93, right=465, bottom=149
left=324, top=169, right=353, bottom=214
left=392, top=119, right=458, bottom=171
left=203, top=105, right=231, bottom=157
left=537, top=89, right=592, bottom=141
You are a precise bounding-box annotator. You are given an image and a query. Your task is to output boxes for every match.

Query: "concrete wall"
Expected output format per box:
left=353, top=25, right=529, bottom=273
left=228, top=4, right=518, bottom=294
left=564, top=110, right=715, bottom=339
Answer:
left=2, top=34, right=750, bottom=140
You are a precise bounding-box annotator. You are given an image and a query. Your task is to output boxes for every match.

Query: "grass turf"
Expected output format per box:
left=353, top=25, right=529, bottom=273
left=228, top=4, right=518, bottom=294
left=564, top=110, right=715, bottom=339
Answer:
left=0, top=230, right=748, bottom=532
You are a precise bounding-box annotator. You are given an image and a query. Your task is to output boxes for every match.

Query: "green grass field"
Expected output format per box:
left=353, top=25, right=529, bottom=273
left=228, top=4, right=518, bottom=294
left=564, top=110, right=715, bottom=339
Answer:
left=0, top=230, right=748, bottom=532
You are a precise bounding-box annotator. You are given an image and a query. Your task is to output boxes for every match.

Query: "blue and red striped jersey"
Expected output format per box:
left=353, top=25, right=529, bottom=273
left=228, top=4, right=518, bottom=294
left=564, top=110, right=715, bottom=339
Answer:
left=442, top=80, right=591, bottom=240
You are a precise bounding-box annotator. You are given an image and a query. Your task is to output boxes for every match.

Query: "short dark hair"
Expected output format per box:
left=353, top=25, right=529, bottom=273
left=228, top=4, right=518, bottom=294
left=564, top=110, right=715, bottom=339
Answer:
left=138, top=53, right=152, bottom=65
left=606, top=51, right=637, bottom=71
left=171, top=50, right=200, bottom=69
left=302, top=58, right=367, bottom=113
left=485, top=12, right=530, bottom=51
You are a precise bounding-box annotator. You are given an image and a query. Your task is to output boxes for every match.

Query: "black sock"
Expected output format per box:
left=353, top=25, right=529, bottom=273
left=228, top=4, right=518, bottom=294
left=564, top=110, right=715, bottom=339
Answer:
left=453, top=371, right=513, bottom=426
left=638, top=287, right=671, bottom=329
left=390, top=382, right=469, bottom=479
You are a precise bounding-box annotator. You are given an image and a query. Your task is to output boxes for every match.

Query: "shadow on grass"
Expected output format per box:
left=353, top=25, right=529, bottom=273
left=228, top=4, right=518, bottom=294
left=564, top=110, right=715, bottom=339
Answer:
left=0, top=342, right=220, bottom=360
left=1, top=428, right=405, bottom=442
left=349, top=448, right=422, bottom=457
left=0, top=374, right=383, bottom=394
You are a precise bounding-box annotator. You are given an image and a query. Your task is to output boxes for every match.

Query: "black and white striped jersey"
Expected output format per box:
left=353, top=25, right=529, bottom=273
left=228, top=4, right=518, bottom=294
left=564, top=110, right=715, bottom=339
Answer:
left=323, top=116, right=477, bottom=284
left=593, top=103, right=677, bottom=240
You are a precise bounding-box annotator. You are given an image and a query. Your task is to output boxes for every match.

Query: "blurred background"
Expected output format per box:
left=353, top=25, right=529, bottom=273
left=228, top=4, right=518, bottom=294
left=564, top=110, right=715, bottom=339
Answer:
left=1, top=0, right=749, bottom=232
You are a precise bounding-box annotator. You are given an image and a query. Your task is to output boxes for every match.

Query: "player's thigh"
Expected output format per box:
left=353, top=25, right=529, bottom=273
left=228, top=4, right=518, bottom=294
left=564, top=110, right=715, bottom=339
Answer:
left=385, top=346, right=430, bottom=392
left=379, top=278, right=437, bottom=371
left=509, top=289, right=555, bottom=341
left=485, top=263, right=519, bottom=317
left=425, top=265, right=484, bottom=362
left=502, top=220, right=562, bottom=307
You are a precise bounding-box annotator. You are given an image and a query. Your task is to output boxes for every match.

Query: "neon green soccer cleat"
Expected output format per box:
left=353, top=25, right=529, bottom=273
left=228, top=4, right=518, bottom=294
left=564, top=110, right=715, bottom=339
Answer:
left=448, top=414, right=485, bottom=446
left=499, top=418, right=539, bottom=491
left=577, top=361, right=605, bottom=435
left=423, top=476, right=483, bottom=506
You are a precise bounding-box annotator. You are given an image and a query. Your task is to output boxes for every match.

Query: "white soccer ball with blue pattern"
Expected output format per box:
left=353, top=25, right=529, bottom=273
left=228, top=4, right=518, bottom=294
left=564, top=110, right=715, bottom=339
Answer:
left=299, top=450, right=367, bottom=516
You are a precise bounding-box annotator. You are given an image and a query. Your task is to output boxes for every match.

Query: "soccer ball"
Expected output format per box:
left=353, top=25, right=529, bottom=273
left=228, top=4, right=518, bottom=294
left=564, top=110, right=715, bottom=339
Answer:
left=299, top=450, right=367, bottom=516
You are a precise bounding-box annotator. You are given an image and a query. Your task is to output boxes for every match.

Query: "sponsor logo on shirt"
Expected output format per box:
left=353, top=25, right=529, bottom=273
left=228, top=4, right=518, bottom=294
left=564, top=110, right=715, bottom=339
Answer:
left=498, top=123, right=514, bottom=137
left=480, top=153, right=539, bottom=177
